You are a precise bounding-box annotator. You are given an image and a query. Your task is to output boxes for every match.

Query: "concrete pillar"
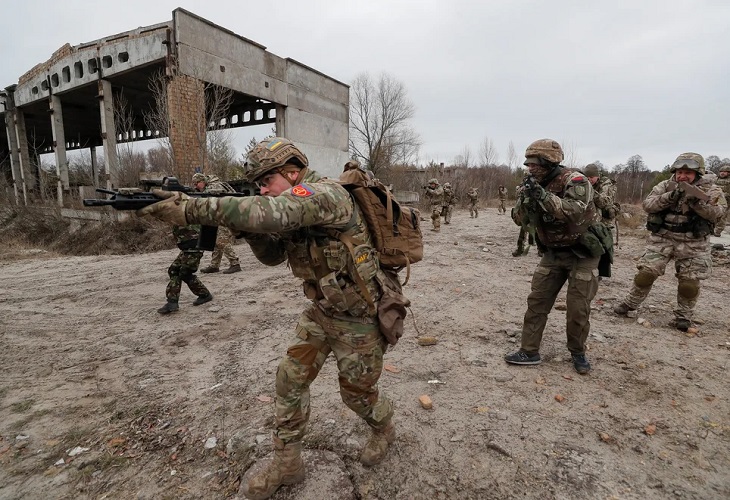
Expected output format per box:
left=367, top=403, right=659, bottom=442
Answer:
left=167, top=74, right=205, bottom=181
left=98, top=79, right=119, bottom=189
left=14, top=110, right=33, bottom=200
left=49, top=94, right=69, bottom=205
left=4, top=98, right=21, bottom=203
left=90, top=146, right=99, bottom=187
left=275, top=104, right=287, bottom=138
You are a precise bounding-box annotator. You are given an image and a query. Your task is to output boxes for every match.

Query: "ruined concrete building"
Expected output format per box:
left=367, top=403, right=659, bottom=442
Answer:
left=1, top=8, right=349, bottom=205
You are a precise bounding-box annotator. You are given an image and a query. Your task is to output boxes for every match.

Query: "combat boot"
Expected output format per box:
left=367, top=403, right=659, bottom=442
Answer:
left=674, top=318, right=692, bottom=332
left=360, top=421, right=396, bottom=466
left=193, top=293, right=213, bottom=306
left=242, top=437, right=304, bottom=500
left=200, top=266, right=219, bottom=273
left=157, top=301, right=179, bottom=315
left=512, top=246, right=524, bottom=257
left=222, top=264, right=242, bottom=274
left=613, top=302, right=635, bottom=316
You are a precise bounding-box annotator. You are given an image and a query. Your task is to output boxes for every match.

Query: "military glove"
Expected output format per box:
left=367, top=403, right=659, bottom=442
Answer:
left=136, top=190, right=189, bottom=226
left=666, top=188, right=682, bottom=203
left=530, top=184, right=549, bottom=202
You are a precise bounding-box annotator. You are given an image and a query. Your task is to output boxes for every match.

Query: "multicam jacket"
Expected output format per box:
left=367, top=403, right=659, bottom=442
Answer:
left=203, top=175, right=236, bottom=194
left=592, top=175, right=618, bottom=223
left=185, top=169, right=382, bottom=318
left=467, top=189, right=478, bottom=202
left=513, top=168, right=596, bottom=248
left=442, top=186, right=456, bottom=206
left=424, top=185, right=444, bottom=207
left=714, top=176, right=730, bottom=199
left=643, top=175, right=726, bottom=245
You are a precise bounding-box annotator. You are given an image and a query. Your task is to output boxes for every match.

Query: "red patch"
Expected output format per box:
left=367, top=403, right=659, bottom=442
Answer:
left=571, top=175, right=585, bottom=182
left=291, top=184, right=314, bottom=197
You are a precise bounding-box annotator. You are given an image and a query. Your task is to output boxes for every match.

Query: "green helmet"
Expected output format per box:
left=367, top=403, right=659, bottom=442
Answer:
left=428, top=178, right=439, bottom=185
left=244, top=137, right=308, bottom=182
left=443, top=182, right=451, bottom=188
left=719, top=163, right=730, bottom=173
left=192, top=172, right=206, bottom=183
left=524, top=139, right=564, bottom=165
left=583, top=163, right=600, bottom=177
left=670, top=152, right=705, bottom=175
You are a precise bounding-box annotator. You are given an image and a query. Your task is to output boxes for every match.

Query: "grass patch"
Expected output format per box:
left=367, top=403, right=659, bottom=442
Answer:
left=8, top=408, right=53, bottom=431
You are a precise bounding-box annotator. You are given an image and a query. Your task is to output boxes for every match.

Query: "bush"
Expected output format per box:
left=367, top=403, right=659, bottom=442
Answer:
left=0, top=204, right=175, bottom=258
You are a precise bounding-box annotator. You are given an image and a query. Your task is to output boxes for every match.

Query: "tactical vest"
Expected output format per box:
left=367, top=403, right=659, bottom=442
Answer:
left=282, top=182, right=382, bottom=318
left=535, top=168, right=596, bottom=248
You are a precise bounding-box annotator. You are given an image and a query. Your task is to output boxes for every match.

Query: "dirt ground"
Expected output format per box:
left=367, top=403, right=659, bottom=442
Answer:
left=1, top=207, right=729, bottom=500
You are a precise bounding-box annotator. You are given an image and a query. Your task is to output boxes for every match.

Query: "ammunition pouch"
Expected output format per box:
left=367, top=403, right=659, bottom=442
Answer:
left=578, top=223, right=614, bottom=277
left=647, top=211, right=713, bottom=237
left=646, top=214, right=664, bottom=233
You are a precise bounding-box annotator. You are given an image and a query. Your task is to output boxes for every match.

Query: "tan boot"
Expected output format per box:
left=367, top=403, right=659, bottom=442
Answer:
left=360, top=421, right=396, bottom=466
left=242, top=438, right=304, bottom=500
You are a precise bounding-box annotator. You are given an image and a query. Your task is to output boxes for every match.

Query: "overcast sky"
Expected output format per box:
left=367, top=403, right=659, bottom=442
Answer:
left=3, top=0, right=729, bottom=171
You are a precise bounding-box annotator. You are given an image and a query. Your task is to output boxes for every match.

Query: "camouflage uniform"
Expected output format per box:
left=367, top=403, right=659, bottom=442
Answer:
left=497, top=186, right=508, bottom=214
left=424, top=180, right=444, bottom=231
left=166, top=225, right=210, bottom=303
left=619, top=169, right=726, bottom=325
left=467, top=188, right=479, bottom=218
left=202, top=176, right=241, bottom=270
left=442, top=183, right=455, bottom=224
left=713, top=164, right=730, bottom=235
left=185, top=169, right=394, bottom=443
left=506, top=139, right=599, bottom=374
left=592, top=175, right=618, bottom=229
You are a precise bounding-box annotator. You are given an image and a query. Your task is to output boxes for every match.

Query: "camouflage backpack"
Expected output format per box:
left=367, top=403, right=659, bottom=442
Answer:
left=337, top=168, right=424, bottom=285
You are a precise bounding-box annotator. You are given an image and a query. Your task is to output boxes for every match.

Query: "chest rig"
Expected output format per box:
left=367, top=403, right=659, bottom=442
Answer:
left=284, top=202, right=382, bottom=318
left=536, top=168, right=596, bottom=248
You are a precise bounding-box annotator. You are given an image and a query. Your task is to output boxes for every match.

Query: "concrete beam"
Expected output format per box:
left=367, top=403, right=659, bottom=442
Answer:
left=49, top=94, right=69, bottom=203
left=98, top=80, right=119, bottom=188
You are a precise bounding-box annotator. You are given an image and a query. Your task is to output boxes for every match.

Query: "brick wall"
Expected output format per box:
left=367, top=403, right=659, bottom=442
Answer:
left=166, top=75, right=206, bottom=182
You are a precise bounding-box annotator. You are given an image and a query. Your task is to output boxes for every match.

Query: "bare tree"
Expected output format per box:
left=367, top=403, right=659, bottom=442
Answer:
left=561, top=140, right=580, bottom=169
left=113, top=90, right=149, bottom=187
left=506, top=141, right=518, bottom=170
left=478, top=136, right=499, bottom=166
left=349, top=72, right=421, bottom=175
left=453, top=145, right=473, bottom=168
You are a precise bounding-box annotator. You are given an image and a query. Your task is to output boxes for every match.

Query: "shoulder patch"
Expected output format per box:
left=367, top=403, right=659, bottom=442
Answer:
left=291, top=183, right=314, bottom=197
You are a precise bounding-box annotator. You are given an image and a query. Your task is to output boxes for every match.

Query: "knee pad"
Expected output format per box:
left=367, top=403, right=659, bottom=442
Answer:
left=634, top=271, right=657, bottom=288
left=677, top=279, right=700, bottom=300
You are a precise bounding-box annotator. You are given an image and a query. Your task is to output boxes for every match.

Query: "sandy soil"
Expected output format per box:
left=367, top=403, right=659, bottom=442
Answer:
left=1, top=208, right=729, bottom=500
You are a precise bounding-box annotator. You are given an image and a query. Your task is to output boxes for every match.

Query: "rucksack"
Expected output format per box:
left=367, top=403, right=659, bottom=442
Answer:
left=337, top=168, right=423, bottom=285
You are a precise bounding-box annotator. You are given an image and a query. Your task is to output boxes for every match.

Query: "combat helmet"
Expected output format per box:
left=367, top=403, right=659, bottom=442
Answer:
left=524, top=139, right=564, bottom=165
left=719, top=162, right=730, bottom=173
left=670, top=152, right=705, bottom=176
left=583, top=163, right=600, bottom=177
left=428, top=178, right=439, bottom=185
left=444, top=182, right=451, bottom=188
left=244, top=137, right=309, bottom=182
left=192, top=172, right=206, bottom=183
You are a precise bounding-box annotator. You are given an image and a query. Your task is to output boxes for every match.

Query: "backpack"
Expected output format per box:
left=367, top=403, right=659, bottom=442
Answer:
left=337, top=168, right=423, bottom=285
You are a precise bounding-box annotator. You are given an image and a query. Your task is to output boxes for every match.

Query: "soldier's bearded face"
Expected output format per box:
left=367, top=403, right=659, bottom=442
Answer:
left=527, top=163, right=550, bottom=181
left=674, top=168, right=697, bottom=184
left=720, top=171, right=729, bottom=178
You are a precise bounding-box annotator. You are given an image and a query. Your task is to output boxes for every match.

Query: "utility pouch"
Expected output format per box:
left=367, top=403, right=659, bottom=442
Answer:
left=646, top=214, right=664, bottom=233
left=376, top=273, right=411, bottom=346
left=577, top=231, right=605, bottom=258
left=318, top=272, right=349, bottom=313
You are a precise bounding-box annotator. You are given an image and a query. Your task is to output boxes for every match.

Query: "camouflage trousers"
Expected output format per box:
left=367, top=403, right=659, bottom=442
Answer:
left=208, top=226, right=240, bottom=268
left=166, top=250, right=210, bottom=302
left=430, top=205, right=441, bottom=229
left=470, top=201, right=478, bottom=218
left=521, top=249, right=599, bottom=355
left=274, top=305, right=393, bottom=444
left=498, top=198, right=506, bottom=214
left=442, top=205, right=453, bottom=224
left=623, top=233, right=712, bottom=321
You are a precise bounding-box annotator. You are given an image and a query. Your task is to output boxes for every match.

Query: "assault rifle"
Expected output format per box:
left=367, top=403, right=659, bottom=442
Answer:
left=83, top=176, right=249, bottom=251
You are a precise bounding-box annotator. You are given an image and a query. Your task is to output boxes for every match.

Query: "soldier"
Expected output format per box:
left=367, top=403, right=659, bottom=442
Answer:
left=584, top=163, right=619, bottom=236
left=442, top=182, right=456, bottom=224
left=138, top=137, right=400, bottom=500
left=157, top=223, right=213, bottom=314
left=614, top=153, right=726, bottom=331
left=467, top=187, right=479, bottom=218
left=423, top=178, right=444, bottom=231
left=713, top=162, right=730, bottom=236
left=504, top=139, right=600, bottom=375
left=497, top=185, right=508, bottom=214
left=192, top=173, right=242, bottom=274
